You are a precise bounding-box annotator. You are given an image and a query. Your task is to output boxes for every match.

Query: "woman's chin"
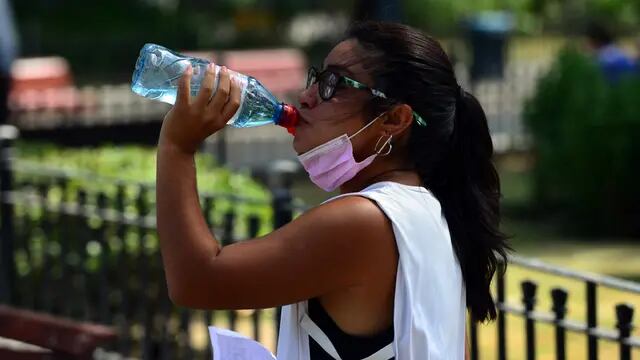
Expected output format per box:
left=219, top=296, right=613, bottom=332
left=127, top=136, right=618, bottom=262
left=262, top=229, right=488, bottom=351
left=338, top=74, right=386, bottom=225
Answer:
left=292, top=135, right=304, bottom=156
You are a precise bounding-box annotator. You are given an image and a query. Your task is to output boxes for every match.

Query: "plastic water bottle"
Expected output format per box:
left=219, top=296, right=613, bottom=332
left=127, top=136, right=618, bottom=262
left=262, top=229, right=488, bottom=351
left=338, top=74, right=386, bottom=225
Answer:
left=131, top=43, right=299, bottom=133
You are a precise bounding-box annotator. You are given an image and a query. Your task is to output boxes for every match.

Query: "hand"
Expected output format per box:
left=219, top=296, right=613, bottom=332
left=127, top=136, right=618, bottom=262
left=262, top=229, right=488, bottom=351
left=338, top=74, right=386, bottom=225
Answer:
left=159, top=63, right=242, bottom=154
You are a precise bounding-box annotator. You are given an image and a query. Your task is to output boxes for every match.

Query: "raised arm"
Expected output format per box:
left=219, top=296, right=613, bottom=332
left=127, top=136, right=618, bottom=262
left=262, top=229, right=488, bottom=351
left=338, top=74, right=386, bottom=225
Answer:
left=156, top=64, right=395, bottom=310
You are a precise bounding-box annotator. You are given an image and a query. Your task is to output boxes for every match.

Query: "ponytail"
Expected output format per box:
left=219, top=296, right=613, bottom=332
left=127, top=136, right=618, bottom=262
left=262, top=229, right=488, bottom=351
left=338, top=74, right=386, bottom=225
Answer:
left=346, top=20, right=511, bottom=323
left=433, top=89, right=510, bottom=322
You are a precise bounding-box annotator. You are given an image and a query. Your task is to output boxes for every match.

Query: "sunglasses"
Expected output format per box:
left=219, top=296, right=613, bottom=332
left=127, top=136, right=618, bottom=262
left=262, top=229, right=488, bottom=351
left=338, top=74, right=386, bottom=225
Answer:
left=305, top=66, right=427, bottom=126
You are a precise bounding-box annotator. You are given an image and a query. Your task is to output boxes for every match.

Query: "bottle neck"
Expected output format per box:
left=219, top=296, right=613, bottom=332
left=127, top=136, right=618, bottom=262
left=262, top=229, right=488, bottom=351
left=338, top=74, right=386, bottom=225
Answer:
left=276, top=103, right=299, bottom=135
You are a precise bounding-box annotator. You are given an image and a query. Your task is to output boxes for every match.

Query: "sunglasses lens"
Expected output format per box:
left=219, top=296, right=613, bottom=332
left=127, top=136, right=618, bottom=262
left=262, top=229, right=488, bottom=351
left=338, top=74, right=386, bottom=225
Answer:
left=319, top=72, right=338, bottom=100
left=320, top=85, right=331, bottom=100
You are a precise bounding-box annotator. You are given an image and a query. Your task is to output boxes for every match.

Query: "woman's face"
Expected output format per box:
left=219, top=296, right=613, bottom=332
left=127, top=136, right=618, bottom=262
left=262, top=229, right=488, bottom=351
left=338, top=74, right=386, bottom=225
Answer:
left=293, top=39, right=382, bottom=159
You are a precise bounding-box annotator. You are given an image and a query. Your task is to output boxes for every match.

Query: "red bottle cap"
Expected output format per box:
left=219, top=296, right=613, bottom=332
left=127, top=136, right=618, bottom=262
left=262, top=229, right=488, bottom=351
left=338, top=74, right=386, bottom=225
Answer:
left=277, top=104, right=299, bottom=136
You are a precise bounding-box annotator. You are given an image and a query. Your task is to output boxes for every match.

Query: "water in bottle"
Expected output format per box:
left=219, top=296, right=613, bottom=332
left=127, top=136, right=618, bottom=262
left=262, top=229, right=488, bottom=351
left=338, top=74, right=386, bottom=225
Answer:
left=131, top=43, right=298, bottom=132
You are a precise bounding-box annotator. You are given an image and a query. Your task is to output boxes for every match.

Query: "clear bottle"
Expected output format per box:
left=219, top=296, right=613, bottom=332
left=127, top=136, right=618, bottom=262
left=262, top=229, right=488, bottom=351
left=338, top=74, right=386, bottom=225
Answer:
left=131, top=43, right=298, bottom=132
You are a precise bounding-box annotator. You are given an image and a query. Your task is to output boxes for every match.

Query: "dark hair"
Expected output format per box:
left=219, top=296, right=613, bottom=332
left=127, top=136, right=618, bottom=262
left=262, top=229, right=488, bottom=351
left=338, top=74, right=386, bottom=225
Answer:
left=346, top=21, right=511, bottom=322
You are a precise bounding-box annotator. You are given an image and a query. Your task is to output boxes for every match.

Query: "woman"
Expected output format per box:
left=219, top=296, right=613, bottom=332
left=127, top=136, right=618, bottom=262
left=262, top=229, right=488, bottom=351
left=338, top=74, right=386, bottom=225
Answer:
left=156, top=21, right=510, bottom=359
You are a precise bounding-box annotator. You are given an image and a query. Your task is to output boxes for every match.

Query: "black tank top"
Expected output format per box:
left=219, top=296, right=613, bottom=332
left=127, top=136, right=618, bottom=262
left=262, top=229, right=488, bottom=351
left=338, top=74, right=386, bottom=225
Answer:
left=308, top=297, right=395, bottom=360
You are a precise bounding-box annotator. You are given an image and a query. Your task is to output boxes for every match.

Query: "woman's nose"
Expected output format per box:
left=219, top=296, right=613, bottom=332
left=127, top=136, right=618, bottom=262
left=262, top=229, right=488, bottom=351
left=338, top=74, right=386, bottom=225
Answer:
left=298, top=84, right=319, bottom=109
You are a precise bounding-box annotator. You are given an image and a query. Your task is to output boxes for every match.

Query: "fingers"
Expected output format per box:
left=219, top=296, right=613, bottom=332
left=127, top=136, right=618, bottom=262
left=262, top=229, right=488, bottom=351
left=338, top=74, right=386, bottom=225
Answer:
left=176, top=64, right=192, bottom=106
left=208, top=66, right=231, bottom=114
left=221, top=75, right=242, bottom=121
left=194, top=63, right=216, bottom=109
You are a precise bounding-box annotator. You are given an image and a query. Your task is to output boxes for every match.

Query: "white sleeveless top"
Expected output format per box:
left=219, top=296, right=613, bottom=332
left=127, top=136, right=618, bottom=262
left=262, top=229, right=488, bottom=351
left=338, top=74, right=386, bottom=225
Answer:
left=276, top=181, right=466, bottom=360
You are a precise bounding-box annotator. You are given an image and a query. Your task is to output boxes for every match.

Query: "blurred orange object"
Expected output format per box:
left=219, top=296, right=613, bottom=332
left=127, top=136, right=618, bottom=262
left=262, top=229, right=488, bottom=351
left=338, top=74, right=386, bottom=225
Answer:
left=220, top=49, right=306, bottom=100
left=8, top=57, right=94, bottom=114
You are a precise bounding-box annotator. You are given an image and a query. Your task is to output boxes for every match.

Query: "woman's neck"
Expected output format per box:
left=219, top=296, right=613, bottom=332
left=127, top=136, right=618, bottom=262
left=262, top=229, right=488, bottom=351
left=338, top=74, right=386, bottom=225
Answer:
left=340, top=158, right=421, bottom=194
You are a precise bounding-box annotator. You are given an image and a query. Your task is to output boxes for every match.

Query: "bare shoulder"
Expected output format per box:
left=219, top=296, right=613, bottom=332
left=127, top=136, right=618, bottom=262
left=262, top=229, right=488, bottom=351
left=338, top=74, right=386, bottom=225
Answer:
left=294, top=195, right=396, bottom=261
left=305, top=195, right=391, bottom=232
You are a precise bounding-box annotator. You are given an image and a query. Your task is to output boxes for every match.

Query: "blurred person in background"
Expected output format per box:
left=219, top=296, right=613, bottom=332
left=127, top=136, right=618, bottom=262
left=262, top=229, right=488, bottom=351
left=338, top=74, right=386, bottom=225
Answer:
left=156, top=21, right=509, bottom=359
left=0, top=0, right=18, bottom=125
left=585, top=20, right=637, bottom=82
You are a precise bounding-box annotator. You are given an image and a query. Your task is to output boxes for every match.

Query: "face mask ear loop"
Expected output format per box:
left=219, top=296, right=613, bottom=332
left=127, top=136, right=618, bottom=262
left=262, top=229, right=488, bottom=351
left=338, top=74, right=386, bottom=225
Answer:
left=375, top=135, right=393, bottom=156
left=348, top=112, right=386, bottom=140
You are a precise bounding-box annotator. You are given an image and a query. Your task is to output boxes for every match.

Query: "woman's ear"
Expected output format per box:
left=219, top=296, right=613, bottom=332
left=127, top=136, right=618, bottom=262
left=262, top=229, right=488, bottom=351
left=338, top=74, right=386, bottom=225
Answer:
left=381, top=104, right=414, bottom=137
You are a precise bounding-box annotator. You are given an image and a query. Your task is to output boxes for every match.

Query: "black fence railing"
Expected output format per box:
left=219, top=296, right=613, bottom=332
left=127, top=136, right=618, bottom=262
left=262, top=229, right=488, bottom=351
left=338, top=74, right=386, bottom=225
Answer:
left=469, top=254, right=639, bottom=360
left=1, top=124, right=638, bottom=359
left=0, top=125, right=304, bottom=358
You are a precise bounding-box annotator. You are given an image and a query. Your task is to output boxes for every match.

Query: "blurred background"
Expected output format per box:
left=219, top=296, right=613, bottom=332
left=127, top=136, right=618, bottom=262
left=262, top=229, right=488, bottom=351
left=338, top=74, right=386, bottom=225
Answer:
left=0, top=0, right=639, bottom=359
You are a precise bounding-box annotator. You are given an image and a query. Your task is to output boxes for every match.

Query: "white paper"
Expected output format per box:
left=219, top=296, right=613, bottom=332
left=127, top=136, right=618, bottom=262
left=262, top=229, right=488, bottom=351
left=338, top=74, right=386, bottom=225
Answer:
left=208, top=326, right=276, bottom=360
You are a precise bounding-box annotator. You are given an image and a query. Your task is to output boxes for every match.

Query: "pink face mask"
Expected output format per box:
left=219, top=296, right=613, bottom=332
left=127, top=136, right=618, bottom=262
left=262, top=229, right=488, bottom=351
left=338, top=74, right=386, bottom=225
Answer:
left=297, top=113, right=392, bottom=192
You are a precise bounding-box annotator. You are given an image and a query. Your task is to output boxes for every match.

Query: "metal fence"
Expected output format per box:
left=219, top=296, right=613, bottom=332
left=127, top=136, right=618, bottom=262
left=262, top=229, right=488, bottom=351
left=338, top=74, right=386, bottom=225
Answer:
left=1, top=124, right=638, bottom=359
left=469, top=255, right=639, bottom=360
left=0, top=125, right=301, bottom=358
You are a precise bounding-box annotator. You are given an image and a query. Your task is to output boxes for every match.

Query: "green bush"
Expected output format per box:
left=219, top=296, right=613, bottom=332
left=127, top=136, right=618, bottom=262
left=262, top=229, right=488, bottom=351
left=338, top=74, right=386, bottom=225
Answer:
left=524, top=48, right=640, bottom=236
left=16, top=142, right=269, bottom=197
left=14, top=142, right=274, bottom=237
